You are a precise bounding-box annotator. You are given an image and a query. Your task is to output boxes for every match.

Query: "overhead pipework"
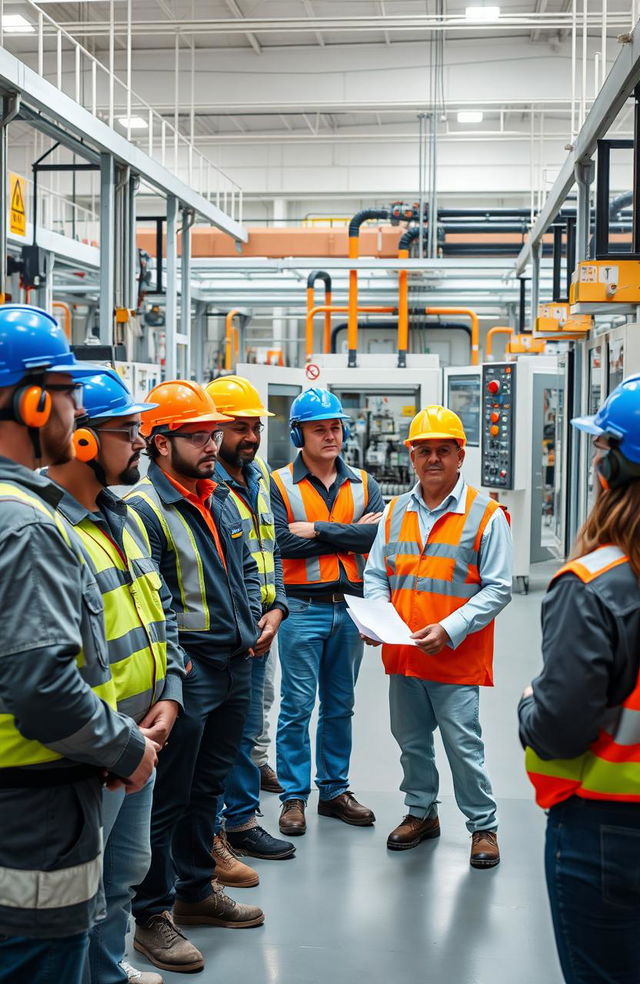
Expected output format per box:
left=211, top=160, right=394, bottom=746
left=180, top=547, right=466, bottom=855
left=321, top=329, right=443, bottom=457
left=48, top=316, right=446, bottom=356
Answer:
left=485, top=326, right=514, bottom=360
left=225, top=309, right=245, bottom=371
left=347, top=208, right=389, bottom=367
left=306, top=270, right=333, bottom=355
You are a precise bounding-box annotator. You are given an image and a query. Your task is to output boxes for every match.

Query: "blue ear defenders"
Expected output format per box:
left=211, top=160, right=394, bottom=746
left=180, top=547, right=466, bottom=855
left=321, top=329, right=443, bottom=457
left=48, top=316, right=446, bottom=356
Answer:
left=290, top=420, right=350, bottom=449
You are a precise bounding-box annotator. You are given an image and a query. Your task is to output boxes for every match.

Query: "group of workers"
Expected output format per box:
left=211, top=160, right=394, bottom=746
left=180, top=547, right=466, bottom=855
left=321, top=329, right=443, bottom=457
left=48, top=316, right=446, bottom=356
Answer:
left=0, top=302, right=638, bottom=984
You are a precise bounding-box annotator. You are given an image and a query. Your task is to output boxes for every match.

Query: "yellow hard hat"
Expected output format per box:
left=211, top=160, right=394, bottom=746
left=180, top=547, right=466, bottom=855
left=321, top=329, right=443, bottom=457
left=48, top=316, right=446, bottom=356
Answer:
left=205, top=375, right=275, bottom=418
left=404, top=405, right=467, bottom=447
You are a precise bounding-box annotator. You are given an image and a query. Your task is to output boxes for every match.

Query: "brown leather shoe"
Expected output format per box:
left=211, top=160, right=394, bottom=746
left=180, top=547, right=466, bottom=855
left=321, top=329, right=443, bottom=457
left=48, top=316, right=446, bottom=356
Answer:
left=317, top=791, right=375, bottom=826
left=470, top=829, right=500, bottom=868
left=279, top=799, right=306, bottom=836
left=173, top=881, right=264, bottom=928
left=387, top=814, right=441, bottom=850
left=260, top=763, right=283, bottom=793
left=133, top=910, right=204, bottom=973
left=212, top=833, right=260, bottom=888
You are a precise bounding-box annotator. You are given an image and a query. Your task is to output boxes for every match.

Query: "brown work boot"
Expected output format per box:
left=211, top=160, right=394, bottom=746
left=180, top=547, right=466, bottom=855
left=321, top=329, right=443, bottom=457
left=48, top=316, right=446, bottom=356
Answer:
left=318, top=791, right=375, bottom=827
left=212, top=833, right=260, bottom=888
left=133, top=910, right=204, bottom=974
left=260, top=763, right=284, bottom=793
left=173, top=880, right=265, bottom=928
left=470, top=829, right=500, bottom=869
left=279, top=798, right=306, bottom=836
left=387, top=814, right=441, bottom=851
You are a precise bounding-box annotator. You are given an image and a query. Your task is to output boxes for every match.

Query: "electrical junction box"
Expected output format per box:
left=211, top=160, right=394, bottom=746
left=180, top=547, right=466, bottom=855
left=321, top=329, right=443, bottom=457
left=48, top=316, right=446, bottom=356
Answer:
left=570, top=260, right=640, bottom=304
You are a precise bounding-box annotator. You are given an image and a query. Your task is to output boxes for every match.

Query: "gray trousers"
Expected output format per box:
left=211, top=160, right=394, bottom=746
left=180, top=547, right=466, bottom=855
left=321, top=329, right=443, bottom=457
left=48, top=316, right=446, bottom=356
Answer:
left=252, top=638, right=277, bottom=768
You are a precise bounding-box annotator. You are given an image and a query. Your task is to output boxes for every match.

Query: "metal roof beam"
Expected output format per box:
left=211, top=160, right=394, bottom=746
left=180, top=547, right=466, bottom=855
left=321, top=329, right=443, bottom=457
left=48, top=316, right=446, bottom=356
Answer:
left=514, top=25, right=640, bottom=276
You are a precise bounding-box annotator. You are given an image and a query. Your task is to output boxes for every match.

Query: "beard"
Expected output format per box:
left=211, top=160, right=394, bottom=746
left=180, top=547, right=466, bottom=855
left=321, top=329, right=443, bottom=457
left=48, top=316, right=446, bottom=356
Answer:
left=170, top=441, right=216, bottom=479
left=40, top=428, right=74, bottom=466
left=218, top=441, right=258, bottom=470
left=118, top=464, right=141, bottom=485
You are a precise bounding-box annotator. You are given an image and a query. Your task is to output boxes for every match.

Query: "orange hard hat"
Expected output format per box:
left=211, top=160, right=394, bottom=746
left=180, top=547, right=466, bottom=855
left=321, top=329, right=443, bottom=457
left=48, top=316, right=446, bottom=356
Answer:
left=205, top=375, right=275, bottom=417
left=404, top=405, right=467, bottom=447
left=139, top=379, right=232, bottom=438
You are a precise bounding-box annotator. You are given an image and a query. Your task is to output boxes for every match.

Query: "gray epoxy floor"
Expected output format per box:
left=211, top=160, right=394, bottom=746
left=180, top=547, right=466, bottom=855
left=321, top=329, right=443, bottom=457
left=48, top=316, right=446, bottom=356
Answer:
left=128, top=563, right=564, bottom=984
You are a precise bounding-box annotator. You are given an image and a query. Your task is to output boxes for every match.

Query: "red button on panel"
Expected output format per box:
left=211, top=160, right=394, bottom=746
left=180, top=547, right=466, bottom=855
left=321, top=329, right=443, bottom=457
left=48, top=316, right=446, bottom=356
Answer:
left=487, top=380, right=500, bottom=394
left=490, top=411, right=500, bottom=423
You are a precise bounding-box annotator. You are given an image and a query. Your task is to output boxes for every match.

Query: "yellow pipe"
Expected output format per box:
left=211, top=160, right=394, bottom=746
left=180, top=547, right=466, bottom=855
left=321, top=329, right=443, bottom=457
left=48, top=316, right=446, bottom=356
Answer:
left=323, top=290, right=332, bottom=353
left=397, top=248, right=409, bottom=357
left=485, top=326, right=514, bottom=359
left=306, top=304, right=396, bottom=360
left=225, top=309, right=243, bottom=370
left=424, top=307, right=480, bottom=366
left=52, top=300, right=72, bottom=340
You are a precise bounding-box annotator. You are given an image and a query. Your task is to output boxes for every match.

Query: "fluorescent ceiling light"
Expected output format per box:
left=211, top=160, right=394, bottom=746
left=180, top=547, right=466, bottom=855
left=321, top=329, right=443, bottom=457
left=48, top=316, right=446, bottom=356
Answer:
left=117, top=116, right=148, bottom=130
left=465, top=5, right=501, bottom=20
left=3, top=14, right=35, bottom=33
left=457, top=111, right=484, bottom=124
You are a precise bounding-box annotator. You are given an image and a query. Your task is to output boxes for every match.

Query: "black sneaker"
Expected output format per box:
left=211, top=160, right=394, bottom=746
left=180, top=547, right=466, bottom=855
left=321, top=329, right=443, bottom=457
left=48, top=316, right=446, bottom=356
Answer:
left=226, top=825, right=296, bottom=860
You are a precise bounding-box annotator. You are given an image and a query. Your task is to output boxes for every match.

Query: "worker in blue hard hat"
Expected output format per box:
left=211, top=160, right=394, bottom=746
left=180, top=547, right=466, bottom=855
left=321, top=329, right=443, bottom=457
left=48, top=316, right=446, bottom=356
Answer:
left=270, top=387, right=385, bottom=836
left=0, top=306, right=156, bottom=984
left=520, top=373, right=640, bottom=983
left=46, top=367, right=187, bottom=984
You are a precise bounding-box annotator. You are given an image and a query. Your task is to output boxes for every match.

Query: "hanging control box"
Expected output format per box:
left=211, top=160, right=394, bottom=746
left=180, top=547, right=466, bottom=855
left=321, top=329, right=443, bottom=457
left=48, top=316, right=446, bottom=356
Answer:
left=481, top=363, right=516, bottom=489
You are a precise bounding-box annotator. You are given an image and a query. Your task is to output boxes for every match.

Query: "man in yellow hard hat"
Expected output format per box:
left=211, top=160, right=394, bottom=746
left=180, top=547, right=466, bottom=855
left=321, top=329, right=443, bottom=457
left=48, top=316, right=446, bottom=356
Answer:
left=205, top=375, right=293, bottom=884
left=363, top=405, right=512, bottom=868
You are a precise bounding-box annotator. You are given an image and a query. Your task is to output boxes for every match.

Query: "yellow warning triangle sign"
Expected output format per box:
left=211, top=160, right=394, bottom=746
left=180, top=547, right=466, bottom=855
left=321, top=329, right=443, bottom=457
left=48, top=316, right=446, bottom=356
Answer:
left=10, top=179, right=24, bottom=215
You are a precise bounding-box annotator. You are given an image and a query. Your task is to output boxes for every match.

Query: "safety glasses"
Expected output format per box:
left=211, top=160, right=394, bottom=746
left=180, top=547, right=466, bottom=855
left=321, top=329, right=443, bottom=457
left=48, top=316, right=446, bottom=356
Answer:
left=170, top=429, right=224, bottom=449
left=46, top=382, right=84, bottom=410
left=94, top=422, right=143, bottom=442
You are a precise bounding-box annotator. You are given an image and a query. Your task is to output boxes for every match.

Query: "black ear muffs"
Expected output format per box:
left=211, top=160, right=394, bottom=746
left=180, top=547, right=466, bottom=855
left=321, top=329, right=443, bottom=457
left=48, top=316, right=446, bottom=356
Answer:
left=290, top=421, right=350, bottom=449
left=73, top=427, right=100, bottom=462
left=596, top=447, right=640, bottom=490
left=13, top=385, right=51, bottom=428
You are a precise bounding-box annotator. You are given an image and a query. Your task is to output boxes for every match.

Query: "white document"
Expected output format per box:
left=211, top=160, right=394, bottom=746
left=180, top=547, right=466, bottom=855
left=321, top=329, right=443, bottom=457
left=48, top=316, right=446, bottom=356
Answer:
left=345, top=595, right=418, bottom=647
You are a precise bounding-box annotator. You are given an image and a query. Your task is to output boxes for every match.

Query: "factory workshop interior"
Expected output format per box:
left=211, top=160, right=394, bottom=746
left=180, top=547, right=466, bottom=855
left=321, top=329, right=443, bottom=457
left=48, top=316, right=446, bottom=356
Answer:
left=1, top=2, right=640, bottom=984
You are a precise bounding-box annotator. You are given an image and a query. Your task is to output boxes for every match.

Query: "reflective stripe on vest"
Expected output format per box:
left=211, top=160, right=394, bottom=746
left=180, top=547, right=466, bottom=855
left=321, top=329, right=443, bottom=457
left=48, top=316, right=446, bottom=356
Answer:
left=127, top=479, right=210, bottom=632
left=380, top=486, right=499, bottom=686
left=224, top=456, right=276, bottom=608
left=525, top=544, right=640, bottom=807
left=272, top=463, right=368, bottom=585
left=0, top=482, right=117, bottom=769
left=0, top=853, right=102, bottom=910
left=68, top=510, right=168, bottom=723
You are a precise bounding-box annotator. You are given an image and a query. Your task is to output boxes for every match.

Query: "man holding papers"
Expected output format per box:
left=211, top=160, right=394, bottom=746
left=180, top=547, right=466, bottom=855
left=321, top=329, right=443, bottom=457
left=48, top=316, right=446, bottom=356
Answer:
left=363, top=405, right=512, bottom=868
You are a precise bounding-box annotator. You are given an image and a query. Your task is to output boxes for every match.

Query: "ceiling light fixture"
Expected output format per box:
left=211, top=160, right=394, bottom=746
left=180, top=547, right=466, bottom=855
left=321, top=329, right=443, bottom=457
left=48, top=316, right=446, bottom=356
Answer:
left=457, top=111, right=484, bottom=124
left=465, top=6, right=501, bottom=21
left=2, top=14, right=35, bottom=33
left=117, top=116, right=149, bottom=130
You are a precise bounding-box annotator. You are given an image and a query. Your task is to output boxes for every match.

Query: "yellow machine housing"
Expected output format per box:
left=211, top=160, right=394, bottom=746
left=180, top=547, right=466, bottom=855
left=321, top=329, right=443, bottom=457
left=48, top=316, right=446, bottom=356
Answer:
left=570, top=260, right=640, bottom=304
left=535, top=302, right=592, bottom=337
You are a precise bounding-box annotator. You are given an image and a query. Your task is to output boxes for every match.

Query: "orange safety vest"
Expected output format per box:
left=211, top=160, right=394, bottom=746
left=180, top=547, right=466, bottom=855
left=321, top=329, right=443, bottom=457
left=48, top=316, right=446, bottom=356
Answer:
left=526, top=545, right=640, bottom=808
left=272, top=462, right=369, bottom=586
left=381, top=485, right=501, bottom=686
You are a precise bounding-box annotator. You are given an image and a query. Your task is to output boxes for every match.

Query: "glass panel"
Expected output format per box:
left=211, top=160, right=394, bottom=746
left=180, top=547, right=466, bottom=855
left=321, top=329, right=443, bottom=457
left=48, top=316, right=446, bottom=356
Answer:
left=608, top=339, right=624, bottom=393
left=267, top=384, right=301, bottom=470
left=447, top=374, right=481, bottom=447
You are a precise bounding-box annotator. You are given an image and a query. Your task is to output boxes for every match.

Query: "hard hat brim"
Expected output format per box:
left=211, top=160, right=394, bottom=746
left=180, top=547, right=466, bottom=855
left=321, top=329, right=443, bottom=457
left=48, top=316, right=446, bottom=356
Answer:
left=168, top=409, right=233, bottom=428
left=46, top=360, right=108, bottom=380
left=570, top=415, right=603, bottom=435
left=223, top=407, right=276, bottom=418
left=88, top=400, right=159, bottom=420
left=404, top=432, right=466, bottom=447
left=293, top=412, right=351, bottom=424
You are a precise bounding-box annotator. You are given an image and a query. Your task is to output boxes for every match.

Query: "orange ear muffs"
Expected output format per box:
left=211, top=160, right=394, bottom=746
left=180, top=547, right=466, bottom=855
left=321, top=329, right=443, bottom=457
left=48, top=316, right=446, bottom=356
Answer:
left=73, top=427, right=100, bottom=462
left=13, top=385, right=51, bottom=428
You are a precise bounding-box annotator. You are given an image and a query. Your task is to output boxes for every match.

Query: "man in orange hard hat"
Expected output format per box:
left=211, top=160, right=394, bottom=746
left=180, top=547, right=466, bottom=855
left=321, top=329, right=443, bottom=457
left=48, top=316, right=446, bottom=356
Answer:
left=126, top=381, right=265, bottom=975
left=363, top=405, right=512, bottom=868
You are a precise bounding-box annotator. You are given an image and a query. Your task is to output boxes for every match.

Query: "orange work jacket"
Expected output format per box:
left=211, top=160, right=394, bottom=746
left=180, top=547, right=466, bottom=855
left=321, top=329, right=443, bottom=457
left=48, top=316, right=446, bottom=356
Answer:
left=381, top=485, right=500, bottom=686
left=272, top=463, right=369, bottom=586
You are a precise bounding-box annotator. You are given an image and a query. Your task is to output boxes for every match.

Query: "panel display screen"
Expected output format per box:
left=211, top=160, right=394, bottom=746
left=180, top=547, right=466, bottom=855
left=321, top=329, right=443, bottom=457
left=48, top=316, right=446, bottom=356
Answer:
left=447, top=374, right=481, bottom=447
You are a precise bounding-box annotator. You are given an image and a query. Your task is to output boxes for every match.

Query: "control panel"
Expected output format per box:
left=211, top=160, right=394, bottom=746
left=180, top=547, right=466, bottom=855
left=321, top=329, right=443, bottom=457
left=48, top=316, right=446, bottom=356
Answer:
left=481, top=363, right=516, bottom=489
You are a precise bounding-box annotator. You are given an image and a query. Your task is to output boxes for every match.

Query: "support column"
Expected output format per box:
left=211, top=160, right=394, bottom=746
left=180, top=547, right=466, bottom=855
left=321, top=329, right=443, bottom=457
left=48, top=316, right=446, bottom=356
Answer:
left=531, top=243, right=542, bottom=327
left=99, top=152, right=115, bottom=345
left=165, top=194, right=178, bottom=379
left=575, top=159, right=595, bottom=262
left=180, top=207, right=194, bottom=377
left=0, top=95, right=19, bottom=301
left=272, top=198, right=287, bottom=227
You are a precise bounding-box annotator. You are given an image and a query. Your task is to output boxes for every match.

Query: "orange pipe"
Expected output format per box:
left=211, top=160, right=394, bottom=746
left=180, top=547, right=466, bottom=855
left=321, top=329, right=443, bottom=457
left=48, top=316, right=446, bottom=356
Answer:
left=323, top=290, right=332, bottom=353
left=485, top=326, right=514, bottom=359
left=397, top=248, right=409, bottom=358
left=52, top=301, right=72, bottom=340
left=424, top=307, right=480, bottom=366
left=225, top=309, right=243, bottom=370
left=306, top=304, right=396, bottom=360
left=347, top=237, right=359, bottom=358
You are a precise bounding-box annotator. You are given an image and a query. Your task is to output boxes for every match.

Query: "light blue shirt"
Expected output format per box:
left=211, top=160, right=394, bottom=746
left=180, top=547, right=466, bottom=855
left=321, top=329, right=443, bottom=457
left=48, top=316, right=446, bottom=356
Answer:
left=363, top=473, right=512, bottom=649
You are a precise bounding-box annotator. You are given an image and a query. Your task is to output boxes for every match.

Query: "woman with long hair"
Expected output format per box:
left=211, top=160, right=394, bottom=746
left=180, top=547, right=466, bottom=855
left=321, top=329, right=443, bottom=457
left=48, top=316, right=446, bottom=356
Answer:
left=519, top=374, right=640, bottom=984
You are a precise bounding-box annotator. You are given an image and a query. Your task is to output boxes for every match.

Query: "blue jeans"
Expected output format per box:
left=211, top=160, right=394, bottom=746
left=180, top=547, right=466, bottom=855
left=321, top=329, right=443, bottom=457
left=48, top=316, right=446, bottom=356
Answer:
left=276, top=598, right=364, bottom=802
left=132, top=656, right=251, bottom=922
left=0, top=932, right=88, bottom=984
left=546, top=797, right=640, bottom=983
left=86, top=774, right=155, bottom=984
left=388, top=675, right=497, bottom=832
left=216, top=653, right=266, bottom=831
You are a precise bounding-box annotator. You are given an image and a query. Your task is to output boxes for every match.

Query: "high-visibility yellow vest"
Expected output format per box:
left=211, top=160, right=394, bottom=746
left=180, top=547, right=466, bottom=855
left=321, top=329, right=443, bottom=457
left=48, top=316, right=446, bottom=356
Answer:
left=381, top=485, right=500, bottom=686
left=0, top=481, right=117, bottom=768
left=69, top=509, right=168, bottom=723
left=272, top=464, right=368, bottom=586
left=526, top=545, right=640, bottom=808
left=222, top=456, right=276, bottom=609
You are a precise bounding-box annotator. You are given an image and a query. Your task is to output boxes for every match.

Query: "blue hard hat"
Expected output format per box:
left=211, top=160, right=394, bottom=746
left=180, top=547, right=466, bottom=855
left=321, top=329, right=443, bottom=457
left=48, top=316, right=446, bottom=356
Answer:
left=0, top=304, right=104, bottom=386
left=572, top=373, right=640, bottom=463
left=79, top=368, right=158, bottom=420
left=289, top=387, right=350, bottom=425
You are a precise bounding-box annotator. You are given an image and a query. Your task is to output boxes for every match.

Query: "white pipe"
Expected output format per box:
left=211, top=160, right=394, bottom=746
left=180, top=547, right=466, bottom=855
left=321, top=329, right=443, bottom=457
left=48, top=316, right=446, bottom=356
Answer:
left=126, top=0, right=132, bottom=141
left=582, top=0, right=587, bottom=128
left=571, top=0, right=577, bottom=137
left=109, top=0, right=114, bottom=127
left=601, top=0, right=607, bottom=86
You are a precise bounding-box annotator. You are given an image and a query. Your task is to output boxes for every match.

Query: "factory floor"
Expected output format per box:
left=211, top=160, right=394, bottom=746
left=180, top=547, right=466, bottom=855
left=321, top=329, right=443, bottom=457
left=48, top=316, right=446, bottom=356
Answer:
left=127, top=561, right=564, bottom=984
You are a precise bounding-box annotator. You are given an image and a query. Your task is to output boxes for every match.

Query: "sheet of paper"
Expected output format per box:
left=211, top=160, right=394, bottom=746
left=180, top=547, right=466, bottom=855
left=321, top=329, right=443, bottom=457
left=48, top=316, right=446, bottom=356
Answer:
left=346, top=595, right=418, bottom=647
